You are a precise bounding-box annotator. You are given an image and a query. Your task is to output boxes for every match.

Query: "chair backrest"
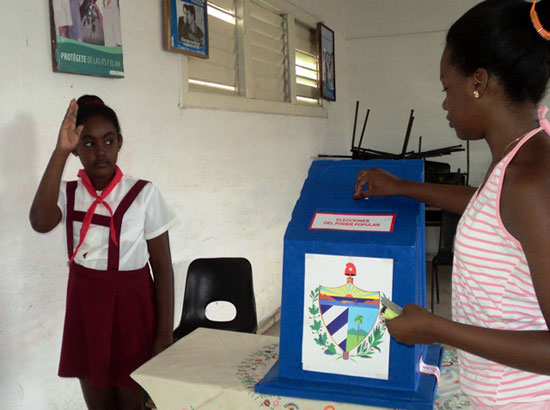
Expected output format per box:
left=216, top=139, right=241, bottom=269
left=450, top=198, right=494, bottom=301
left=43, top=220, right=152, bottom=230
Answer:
left=173, top=257, right=258, bottom=340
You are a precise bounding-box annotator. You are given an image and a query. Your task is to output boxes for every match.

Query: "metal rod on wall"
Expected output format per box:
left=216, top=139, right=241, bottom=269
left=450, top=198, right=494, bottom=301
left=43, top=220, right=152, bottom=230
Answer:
left=357, top=109, right=370, bottom=149
left=351, top=101, right=359, bottom=152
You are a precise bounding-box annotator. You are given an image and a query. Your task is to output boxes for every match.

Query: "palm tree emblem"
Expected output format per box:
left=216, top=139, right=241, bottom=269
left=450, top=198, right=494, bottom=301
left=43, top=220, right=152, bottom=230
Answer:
left=354, top=315, right=364, bottom=342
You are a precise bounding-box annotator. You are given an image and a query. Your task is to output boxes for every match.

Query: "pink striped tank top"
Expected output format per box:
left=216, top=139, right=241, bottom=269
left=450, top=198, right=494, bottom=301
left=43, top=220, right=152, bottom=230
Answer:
left=452, top=106, right=550, bottom=406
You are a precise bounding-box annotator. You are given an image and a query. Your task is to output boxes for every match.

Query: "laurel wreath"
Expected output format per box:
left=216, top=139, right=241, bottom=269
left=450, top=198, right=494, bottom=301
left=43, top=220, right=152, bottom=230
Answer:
left=353, top=323, right=385, bottom=359
left=308, top=287, right=386, bottom=360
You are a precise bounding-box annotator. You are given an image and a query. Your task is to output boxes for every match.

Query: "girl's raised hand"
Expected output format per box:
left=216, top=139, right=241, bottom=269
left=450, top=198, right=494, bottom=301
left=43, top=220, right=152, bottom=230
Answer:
left=56, top=99, right=84, bottom=154
left=354, top=167, right=402, bottom=199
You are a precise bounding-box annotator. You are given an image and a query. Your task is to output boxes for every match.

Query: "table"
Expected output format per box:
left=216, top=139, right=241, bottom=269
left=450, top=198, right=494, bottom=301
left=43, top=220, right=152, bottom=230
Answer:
left=131, top=328, right=472, bottom=410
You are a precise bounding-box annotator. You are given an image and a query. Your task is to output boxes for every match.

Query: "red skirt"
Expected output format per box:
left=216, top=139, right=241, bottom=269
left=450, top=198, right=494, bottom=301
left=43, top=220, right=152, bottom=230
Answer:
left=58, top=262, right=156, bottom=388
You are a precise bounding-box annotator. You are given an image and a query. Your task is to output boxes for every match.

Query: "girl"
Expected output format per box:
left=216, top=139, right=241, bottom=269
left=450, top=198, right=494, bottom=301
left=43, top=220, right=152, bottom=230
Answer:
left=30, top=95, right=177, bottom=410
left=354, top=0, right=550, bottom=408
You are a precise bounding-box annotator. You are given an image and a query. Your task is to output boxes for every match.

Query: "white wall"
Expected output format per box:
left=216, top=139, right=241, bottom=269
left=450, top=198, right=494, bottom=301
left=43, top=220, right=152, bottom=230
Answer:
left=1, top=1, right=350, bottom=409
left=344, top=0, right=489, bottom=186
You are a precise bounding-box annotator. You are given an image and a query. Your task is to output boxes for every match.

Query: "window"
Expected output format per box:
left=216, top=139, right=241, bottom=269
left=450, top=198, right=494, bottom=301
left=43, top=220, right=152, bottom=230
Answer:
left=188, top=0, right=238, bottom=95
left=181, top=0, right=326, bottom=117
left=294, top=20, right=319, bottom=105
left=248, top=1, right=286, bottom=102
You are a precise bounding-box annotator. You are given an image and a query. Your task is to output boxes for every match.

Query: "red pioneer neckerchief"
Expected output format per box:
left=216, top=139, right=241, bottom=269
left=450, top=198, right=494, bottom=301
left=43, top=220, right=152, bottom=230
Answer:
left=69, top=166, right=123, bottom=263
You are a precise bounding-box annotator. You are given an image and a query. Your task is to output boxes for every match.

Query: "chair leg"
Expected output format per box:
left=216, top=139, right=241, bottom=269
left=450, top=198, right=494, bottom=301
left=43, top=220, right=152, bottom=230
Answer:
left=434, top=265, right=440, bottom=304
left=431, top=263, right=435, bottom=312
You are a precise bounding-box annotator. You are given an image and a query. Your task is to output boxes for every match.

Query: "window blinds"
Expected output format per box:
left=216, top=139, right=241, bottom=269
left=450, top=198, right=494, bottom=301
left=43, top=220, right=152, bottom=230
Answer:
left=248, top=1, right=286, bottom=102
left=186, top=0, right=320, bottom=105
left=295, top=21, right=319, bottom=102
left=188, top=0, right=238, bottom=95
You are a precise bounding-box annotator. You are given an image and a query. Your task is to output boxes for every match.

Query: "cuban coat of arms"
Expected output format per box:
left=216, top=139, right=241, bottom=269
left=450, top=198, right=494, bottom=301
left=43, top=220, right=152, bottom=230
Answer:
left=302, top=253, right=393, bottom=380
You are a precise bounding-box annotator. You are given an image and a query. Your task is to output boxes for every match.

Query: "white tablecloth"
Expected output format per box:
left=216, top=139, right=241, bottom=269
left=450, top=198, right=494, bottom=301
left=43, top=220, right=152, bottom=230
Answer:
left=131, top=328, right=471, bottom=410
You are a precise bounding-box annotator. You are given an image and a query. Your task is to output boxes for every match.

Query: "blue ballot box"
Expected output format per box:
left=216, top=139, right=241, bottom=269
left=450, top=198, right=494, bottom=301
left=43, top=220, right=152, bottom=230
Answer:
left=255, top=159, right=443, bottom=410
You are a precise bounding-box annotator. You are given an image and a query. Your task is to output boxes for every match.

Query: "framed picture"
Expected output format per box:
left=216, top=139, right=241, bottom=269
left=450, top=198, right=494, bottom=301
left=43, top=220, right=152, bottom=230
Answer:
left=48, top=0, right=124, bottom=78
left=164, top=0, right=209, bottom=58
left=318, top=23, right=335, bottom=101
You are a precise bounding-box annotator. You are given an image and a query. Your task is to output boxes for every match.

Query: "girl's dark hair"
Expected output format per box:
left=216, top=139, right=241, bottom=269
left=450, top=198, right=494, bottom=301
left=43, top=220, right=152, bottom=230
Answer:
left=447, top=0, right=550, bottom=104
left=76, top=95, right=121, bottom=134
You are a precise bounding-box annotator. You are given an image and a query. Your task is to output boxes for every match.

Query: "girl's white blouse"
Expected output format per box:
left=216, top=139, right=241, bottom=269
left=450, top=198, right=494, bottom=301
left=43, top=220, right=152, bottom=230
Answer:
left=58, top=175, right=178, bottom=271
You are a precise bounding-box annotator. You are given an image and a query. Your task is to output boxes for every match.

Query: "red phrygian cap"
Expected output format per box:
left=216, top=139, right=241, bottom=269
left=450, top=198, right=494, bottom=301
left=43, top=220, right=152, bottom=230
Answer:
left=345, top=263, right=357, bottom=276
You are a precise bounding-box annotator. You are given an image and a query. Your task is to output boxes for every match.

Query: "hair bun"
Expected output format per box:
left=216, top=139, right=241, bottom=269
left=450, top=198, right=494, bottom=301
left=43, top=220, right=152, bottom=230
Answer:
left=76, top=95, right=105, bottom=107
left=75, top=94, right=121, bottom=134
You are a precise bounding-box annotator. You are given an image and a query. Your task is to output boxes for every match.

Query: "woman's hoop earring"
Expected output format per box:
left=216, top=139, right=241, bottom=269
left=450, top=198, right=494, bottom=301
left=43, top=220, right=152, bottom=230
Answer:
left=531, top=0, right=550, bottom=41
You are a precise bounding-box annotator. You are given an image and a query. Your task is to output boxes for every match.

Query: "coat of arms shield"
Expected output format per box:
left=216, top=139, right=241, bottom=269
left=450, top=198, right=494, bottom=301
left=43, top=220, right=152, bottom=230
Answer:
left=319, top=282, right=380, bottom=360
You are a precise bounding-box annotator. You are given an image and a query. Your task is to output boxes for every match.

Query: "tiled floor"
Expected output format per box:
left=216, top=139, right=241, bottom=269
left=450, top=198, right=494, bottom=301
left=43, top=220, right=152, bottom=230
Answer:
left=263, top=261, right=453, bottom=337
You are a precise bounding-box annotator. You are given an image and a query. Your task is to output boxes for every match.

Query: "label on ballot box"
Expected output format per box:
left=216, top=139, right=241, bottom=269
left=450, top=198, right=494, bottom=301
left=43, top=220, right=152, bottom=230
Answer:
left=310, top=212, right=395, bottom=232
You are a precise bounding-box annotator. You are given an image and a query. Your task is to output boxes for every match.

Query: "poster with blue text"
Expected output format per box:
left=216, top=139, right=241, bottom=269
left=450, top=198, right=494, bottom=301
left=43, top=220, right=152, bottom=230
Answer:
left=49, top=0, right=124, bottom=78
left=164, top=0, right=209, bottom=58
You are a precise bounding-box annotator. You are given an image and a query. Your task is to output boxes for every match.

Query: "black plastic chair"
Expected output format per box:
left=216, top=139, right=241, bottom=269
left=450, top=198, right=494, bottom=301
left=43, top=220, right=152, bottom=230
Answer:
left=143, top=257, right=258, bottom=409
left=431, top=211, right=461, bottom=312
left=173, top=257, right=258, bottom=340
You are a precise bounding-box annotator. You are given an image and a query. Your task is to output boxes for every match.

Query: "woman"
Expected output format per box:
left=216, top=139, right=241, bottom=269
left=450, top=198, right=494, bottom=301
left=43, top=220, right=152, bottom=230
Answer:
left=354, top=1, right=550, bottom=408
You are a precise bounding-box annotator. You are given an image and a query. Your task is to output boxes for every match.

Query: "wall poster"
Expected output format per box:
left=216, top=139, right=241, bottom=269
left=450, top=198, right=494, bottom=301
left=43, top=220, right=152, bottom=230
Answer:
left=49, top=0, right=124, bottom=78
left=163, top=0, right=209, bottom=58
left=302, top=253, right=393, bottom=380
left=318, top=22, right=335, bottom=101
